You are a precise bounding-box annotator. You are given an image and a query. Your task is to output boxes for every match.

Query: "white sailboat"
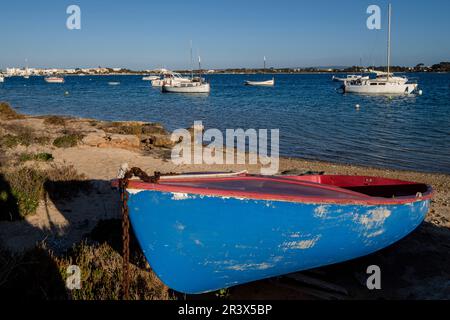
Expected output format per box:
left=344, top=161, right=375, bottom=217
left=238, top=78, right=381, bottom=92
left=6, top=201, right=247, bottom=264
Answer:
left=344, top=4, right=419, bottom=95
left=245, top=56, right=275, bottom=86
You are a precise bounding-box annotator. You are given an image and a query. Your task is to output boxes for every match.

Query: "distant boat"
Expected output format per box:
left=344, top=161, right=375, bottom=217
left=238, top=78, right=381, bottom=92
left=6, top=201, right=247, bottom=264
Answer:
left=245, top=78, right=275, bottom=86
left=121, top=171, right=432, bottom=294
left=332, top=75, right=369, bottom=82
left=44, top=76, right=65, bottom=84
left=142, top=75, right=159, bottom=81
left=344, top=4, right=419, bottom=95
left=0, top=75, right=4, bottom=83
left=245, top=56, right=275, bottom=86
left=24, top=58, right=30, bottom=79
left=108, top=81, right=120, bottom=85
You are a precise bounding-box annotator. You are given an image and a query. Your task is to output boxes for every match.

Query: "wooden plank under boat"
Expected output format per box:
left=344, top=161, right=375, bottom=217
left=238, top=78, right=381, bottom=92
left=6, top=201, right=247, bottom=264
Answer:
left=121, top=173, right=432, bottom=294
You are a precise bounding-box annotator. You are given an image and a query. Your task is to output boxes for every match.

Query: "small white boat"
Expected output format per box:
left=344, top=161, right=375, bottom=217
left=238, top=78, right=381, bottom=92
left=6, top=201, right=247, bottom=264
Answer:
left=162, top=80, right=210, bottom=94
left=332, top=75, right=369, bottom=82
left=344, top=4, right=419, bottom=95
left=108, top=81, right=120, bottom=85
left=244, top=57, right=274, bottom=86
left=245, top=78, right=275, bottom=86
left=0, top=75, right=4, bottom=83
left=142, top=75, right=159, bottom=81
left=45, top=76, right=65, bottom=83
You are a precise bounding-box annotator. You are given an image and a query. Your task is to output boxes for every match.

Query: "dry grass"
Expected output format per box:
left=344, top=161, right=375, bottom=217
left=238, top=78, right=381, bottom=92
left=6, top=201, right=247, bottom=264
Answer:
left=0, top=102, right=24, bottom=120
left=103, top=122, right=167, bottom=136
left=0, top=239, right=171, bottom=300
left=43, top=116, right=66, bottom=126
left=58, top=242, right=171, bottom=300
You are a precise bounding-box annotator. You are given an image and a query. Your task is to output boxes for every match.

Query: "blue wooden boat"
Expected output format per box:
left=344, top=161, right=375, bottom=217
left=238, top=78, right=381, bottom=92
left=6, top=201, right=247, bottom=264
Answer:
left=123, top=172, right=432, bottom=294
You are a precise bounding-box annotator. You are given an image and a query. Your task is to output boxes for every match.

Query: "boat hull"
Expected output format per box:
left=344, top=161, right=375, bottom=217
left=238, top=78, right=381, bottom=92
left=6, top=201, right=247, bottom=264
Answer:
left=162, top=83, right=210, bottom=93
left=245, top=79, right=274, bottom=86
left=344, top=82, right=417, bottom=94
left=127, top=189, right=429, bottom=294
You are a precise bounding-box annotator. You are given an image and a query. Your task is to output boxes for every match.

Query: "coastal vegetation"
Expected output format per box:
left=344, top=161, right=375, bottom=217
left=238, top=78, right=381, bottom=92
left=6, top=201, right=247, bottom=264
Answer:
left=43, top=116, right=67, bottom=126
left=53, top=134, right=84, bottom=148
left=18, top=152, right=54, bottom=162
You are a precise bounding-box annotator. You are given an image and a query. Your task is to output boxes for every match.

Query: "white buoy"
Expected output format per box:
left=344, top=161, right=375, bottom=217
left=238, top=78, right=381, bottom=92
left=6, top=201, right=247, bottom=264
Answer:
left=418, top=90, right=423, bottom=95
left=355, top=104, right=360, bottom=109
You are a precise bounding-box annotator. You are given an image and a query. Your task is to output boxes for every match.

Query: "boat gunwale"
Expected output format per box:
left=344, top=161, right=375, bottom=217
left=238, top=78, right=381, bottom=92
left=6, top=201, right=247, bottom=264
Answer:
left=123, top=175, right=433, bottom=205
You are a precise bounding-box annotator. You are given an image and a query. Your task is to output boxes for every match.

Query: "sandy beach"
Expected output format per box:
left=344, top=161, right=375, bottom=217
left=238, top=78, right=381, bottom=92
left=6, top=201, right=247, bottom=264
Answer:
left=0, top=103, right=449, bottom=300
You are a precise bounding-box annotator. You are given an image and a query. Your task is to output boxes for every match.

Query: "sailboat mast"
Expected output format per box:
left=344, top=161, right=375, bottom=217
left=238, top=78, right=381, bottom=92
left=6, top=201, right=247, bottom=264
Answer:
left=190, top=40, right=193, bottom=79
left=387, top=3, right=391, bottom=81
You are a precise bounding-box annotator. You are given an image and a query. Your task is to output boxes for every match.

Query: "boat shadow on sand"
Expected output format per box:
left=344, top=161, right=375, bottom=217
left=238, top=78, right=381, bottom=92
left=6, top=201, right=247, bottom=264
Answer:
left=0, top=176, right=449, bottom=300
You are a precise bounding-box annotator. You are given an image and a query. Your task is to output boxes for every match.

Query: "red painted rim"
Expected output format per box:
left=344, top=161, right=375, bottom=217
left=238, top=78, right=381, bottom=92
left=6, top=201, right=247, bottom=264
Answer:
left=118, top=175, right=433, bottom=205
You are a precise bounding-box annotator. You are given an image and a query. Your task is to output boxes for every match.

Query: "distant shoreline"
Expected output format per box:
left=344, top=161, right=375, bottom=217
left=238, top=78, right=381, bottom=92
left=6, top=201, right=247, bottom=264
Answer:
left=2, top=71, right=448, bottom=77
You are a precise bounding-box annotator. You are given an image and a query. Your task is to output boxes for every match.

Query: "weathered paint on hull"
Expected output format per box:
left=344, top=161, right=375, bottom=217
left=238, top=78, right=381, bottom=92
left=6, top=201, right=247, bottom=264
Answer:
left=127, top=190, right=429, bottom=294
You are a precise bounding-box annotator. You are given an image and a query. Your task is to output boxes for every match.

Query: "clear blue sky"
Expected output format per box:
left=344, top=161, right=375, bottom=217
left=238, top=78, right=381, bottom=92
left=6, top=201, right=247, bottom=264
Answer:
left=0, top=0, right=448, bottom=69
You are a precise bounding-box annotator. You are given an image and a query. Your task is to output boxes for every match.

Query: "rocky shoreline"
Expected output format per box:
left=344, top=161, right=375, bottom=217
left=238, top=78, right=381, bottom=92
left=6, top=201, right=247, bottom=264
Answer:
left=0, top=102, right=449, bottom=300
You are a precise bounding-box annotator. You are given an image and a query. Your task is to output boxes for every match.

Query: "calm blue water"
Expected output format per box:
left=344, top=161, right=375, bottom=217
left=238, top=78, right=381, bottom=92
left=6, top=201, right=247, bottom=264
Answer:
left=1, top=73, right=449, bottom=174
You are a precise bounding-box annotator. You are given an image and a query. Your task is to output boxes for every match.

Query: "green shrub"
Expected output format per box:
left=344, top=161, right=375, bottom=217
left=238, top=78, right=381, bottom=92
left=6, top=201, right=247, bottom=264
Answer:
left=53, top=134, right=83, bottom=148
left=19, top=152, right=54, bottom=162
left=3, top=167, right=46, bottom=218
left=0, top=164, right=89, bottom=220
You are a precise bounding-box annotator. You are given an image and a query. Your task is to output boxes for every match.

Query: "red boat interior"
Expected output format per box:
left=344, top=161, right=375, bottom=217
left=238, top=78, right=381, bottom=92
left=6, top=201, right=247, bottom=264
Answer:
left=283, top=175, right=431, bottom=198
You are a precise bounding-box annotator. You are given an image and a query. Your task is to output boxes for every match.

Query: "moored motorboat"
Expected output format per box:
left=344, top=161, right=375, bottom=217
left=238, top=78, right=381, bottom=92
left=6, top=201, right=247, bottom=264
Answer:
left=162, top=80, right=211, bottom=93
left=120, top=171, right=432, bottom=294
left=44, top=76, right=65, bottom=83
left=151, top=71, right=191, bottom=87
